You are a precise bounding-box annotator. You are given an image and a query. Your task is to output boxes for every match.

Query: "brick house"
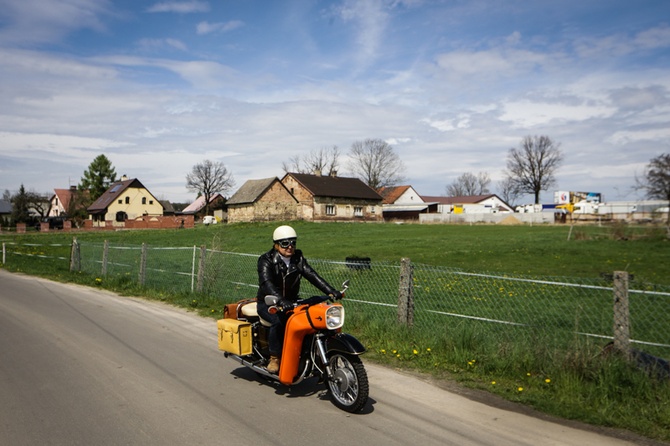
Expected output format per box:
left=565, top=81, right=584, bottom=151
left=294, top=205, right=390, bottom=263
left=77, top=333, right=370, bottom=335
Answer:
left=226, top=177, right=298, bottom=223
left=281, top=172, right=383, bottom=222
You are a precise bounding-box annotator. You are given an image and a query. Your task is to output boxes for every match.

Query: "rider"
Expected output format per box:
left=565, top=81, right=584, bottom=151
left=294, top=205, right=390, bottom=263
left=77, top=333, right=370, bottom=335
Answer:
left=256, top=225, right=341, bottom=374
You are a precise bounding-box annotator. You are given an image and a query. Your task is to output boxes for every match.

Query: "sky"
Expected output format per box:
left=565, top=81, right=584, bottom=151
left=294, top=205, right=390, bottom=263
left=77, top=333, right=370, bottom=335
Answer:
left=1, top=0, right=669, bottom=205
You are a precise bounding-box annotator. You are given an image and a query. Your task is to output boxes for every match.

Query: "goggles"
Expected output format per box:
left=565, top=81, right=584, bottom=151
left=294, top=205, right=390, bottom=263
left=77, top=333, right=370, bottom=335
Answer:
left=276, top=238, right=297, bottom=248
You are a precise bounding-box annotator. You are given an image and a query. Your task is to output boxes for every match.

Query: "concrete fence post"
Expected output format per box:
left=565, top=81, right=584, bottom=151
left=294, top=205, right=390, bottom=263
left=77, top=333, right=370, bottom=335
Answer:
left=70, top=237, right=80, bottom=272
left=196, top=245, right=207, bottom=293
left=139, top=243, right=147, bottom=286
left=613, top=270, right=631, bottom=359
left=101, top=240, right=109, bottom=276
left=398, top=257, right=415, bottom=327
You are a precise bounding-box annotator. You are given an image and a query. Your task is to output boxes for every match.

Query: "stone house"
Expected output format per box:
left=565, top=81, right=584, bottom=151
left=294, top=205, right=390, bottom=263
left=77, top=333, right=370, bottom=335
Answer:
left=281, top=172, right=383, bottom=222
left=226, top=177, right=298, bottom=223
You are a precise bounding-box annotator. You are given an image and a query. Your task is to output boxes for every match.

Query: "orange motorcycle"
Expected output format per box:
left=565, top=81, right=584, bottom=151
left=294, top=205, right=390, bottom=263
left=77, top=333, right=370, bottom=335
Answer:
left=218, top=281, right=369, bottom=413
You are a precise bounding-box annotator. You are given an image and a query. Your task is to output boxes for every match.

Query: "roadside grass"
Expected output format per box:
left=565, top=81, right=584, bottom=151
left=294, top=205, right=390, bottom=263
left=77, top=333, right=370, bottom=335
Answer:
left=1, top=222, right=669, bottom=442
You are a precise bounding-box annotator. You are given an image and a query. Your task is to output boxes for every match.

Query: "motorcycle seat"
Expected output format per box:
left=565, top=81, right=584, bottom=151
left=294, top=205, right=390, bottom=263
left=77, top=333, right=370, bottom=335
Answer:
left=240, top=302, right=272, bottom=327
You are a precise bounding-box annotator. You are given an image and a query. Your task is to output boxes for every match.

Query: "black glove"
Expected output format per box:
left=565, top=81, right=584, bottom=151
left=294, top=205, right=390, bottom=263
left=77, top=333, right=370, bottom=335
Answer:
left=279, top=299, right=294, bottom=309
left=330, top=290, right=343, bottom=300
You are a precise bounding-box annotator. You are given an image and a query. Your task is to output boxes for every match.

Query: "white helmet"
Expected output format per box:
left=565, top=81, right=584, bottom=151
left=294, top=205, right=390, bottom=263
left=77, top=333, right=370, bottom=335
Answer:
left=273, top=225, right=297, bottom=241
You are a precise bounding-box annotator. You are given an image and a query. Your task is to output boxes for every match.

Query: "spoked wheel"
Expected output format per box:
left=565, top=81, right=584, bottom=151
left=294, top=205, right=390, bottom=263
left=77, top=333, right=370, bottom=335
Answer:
left=326, top=353, right=369, bottom=413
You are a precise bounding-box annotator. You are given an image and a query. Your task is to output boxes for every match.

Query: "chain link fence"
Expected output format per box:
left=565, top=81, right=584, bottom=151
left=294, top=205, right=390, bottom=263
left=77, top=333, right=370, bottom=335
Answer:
left=3, top=239, right=670, bottom=359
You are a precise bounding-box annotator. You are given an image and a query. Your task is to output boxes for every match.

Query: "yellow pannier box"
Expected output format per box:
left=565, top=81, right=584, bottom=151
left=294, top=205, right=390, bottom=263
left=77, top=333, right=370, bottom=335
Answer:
left=217, top=319, right=252, bottom=355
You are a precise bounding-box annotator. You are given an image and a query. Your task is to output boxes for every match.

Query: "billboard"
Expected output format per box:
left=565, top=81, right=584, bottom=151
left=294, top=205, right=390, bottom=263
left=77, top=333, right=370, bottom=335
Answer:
left=554, top=191, right=602, bottom=204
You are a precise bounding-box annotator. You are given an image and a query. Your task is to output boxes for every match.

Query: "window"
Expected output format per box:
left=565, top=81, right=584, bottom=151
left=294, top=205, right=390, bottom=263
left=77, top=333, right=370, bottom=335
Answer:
left=125, top=196, right=130, bottom=204
left=370, top=206, right=376, bottom=214
left=115, top=211, right=128, bottom=222
left=118, top=199, right=122, bottom=204
left=326, top=205, right=336, bottom=215
left=142, top=197, right=146, bottom=204
left=354, top=206, right=363, bottom=217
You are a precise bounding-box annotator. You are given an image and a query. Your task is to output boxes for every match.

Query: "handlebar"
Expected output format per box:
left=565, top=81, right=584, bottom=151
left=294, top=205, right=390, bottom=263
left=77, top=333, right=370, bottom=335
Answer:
left=265, top=280, right=350, bottom=313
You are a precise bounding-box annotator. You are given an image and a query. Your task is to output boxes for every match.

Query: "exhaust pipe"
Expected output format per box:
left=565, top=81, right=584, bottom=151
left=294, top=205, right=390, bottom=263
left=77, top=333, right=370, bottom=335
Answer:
left=224, top=352, right=275, bottom=379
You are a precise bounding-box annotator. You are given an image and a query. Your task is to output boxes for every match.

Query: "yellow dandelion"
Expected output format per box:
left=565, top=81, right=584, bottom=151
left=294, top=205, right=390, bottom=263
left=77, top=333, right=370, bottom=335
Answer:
left=380, top=349, right=386, bottom=354
left=413, top=349, right=418, bottom=355
left=491, top=381, right=496, bottom=385
left=517, top=387, right=524, bottom=392
left=426, top=348, right=432, bottom=352
left=545, top=378, right=551, bottom=383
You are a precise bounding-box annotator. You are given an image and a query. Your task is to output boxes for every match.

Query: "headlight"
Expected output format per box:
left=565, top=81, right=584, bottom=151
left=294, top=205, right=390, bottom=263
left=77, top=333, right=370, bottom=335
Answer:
left=326, top=305, right=345, bottom=329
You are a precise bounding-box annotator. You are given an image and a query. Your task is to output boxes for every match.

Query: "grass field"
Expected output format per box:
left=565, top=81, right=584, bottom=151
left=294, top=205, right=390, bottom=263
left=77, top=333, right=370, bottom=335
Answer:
left=1, top=221, right=669, bottom=442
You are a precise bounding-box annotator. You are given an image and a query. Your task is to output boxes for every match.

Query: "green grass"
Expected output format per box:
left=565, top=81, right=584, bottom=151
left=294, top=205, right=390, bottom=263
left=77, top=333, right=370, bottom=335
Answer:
left=1, top=221, right=670, bottom=442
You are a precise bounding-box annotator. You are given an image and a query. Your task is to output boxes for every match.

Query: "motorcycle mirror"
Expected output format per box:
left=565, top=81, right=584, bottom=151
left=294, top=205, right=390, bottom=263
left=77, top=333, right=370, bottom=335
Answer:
left=341, top=280, right=350, bottom=289
left=264, top=295, right=280, bottom=306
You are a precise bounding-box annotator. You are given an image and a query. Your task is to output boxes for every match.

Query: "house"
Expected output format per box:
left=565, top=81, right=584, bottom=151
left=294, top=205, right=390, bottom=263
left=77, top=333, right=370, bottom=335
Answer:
left=226, top=177, right=298, bottom=223
left=0, top=199, right=12, bottom=227
left=48, top=186, right=91, bottom=217
left=378, top=185, right=438, bottom=221
left=281, top=172, right=383, bottom=222
left=182, top=194, right=226, bottom=221
left=421, top=194, right=514, bottom=214
left=87, top=177, right=164, bottom=227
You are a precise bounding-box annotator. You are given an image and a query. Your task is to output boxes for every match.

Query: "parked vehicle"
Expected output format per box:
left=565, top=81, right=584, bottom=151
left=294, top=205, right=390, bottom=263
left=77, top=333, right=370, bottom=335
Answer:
left=35, top=216, right=66, bottom=230
left=218, top=280, right=369, bottom=413
left=202, top=215, right=217, bottom=225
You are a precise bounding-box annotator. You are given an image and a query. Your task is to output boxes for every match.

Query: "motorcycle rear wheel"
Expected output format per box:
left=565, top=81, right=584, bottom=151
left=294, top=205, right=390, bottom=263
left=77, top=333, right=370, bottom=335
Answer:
left=326, top=353, right=369, bottom=413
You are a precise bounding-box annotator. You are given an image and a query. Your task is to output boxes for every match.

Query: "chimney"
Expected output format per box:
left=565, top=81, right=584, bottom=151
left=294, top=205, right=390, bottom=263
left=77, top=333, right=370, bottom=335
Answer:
left=330, top=170, right=337, bottom=177
left=314, top=169, right=322, bottom=177
left=121, top=174, right=128, bottom=181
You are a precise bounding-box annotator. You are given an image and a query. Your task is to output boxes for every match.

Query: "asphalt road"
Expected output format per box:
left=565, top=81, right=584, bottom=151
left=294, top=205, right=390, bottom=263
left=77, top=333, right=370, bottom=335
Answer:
left=0, top=270, right=654, bottom=446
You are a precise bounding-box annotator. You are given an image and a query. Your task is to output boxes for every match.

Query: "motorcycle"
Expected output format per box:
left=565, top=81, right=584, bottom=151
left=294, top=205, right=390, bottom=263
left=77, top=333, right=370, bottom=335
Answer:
left=218, top=280, right=369, bottom=413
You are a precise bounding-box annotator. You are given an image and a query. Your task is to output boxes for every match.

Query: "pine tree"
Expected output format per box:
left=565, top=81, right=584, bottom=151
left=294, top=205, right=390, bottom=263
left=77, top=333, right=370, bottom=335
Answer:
left=79, top=154, right=117, bottom=201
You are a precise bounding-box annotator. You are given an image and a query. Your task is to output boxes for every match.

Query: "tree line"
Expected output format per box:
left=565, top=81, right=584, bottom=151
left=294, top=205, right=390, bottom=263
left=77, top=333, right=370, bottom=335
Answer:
left=4, top=137, right=669, bottom=227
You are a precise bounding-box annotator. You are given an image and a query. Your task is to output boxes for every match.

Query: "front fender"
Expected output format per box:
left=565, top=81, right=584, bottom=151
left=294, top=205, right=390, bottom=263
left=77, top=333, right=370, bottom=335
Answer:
left=326, top=332, right=366, bottom=355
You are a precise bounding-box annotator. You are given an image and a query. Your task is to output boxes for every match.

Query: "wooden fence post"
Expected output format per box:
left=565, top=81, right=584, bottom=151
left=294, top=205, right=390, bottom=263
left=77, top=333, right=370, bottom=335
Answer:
left=139, top=243, right=147, bottom=286
left=613, top=271, right=631, bottom=358
left=70, top=237, right=80, bottom=272
left=398, top=257, right=415, bottom=327
left=196, top=245, right=207, bottom=293
left=2, top=242, right=5, bottom=265
left=101, top=240, right=109, bottom=276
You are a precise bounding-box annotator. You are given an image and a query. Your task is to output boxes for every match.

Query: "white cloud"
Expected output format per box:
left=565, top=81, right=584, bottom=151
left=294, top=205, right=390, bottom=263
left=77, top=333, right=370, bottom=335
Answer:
left=499, top=100, right=617, bottom=128
left=146, top=1, right=209, bottom=14
left=196, top=20, right=244, bottom=35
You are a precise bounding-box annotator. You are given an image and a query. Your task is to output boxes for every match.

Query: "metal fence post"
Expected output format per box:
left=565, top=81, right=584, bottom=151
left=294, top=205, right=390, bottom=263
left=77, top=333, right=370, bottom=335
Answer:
left=101, top=240, right=109, bottom=276
left=2, top=242, right=5, bottom=264
left=197, top=245, right=206, bottom=293
left=398, top=257, right=415, bottom=327
left=613, top=270, right=631, bottom=358
left=70, top=237, right=80, bottom=272
left=139, top=243, right=147, bottom=286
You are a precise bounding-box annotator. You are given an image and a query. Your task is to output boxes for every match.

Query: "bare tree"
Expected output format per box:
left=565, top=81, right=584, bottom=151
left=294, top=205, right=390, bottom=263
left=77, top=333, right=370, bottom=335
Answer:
left=446, top=172, right=491, bottom=196
left=282, top=146, right=341, bottom=176
left=348, top=138, right=406, bottom=190
left=186, top=160, right=235, bottom=216
left=504, top=135, right=563, bottom=204
left=637, top=153, right=670, bottom=225
left=498, top=176, right=522, bottom=208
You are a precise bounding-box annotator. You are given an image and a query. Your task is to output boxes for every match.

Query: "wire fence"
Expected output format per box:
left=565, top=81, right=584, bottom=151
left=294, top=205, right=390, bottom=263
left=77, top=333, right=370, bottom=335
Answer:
left=3, top=240, right=670, bottom=359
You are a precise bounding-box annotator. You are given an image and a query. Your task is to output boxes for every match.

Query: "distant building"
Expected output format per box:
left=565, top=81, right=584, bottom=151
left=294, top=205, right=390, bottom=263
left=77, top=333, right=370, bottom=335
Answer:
left=87, top=177, right=163, bottom=227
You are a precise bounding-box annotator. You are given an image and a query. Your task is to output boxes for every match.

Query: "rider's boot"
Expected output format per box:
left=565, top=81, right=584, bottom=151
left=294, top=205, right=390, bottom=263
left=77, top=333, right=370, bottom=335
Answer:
left=267, top=355, right=280, bottom=374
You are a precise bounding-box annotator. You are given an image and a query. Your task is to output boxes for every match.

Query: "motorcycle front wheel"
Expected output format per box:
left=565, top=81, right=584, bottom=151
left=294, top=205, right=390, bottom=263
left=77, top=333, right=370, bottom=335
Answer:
left=326, top=353, right=369, bottom=413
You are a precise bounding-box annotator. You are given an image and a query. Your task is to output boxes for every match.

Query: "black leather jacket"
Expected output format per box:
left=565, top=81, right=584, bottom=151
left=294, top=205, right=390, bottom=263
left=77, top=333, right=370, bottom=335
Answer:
left=256, top=248, right=336, bottom=302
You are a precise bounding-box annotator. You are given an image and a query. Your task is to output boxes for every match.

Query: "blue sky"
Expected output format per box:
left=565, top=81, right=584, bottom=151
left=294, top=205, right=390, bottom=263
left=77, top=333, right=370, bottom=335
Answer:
left=1, top=0, right=669, bottom=204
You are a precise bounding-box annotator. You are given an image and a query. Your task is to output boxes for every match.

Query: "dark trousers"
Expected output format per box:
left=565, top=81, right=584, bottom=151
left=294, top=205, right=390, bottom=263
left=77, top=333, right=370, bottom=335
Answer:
left=256, top=302, right=286, bottom=356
